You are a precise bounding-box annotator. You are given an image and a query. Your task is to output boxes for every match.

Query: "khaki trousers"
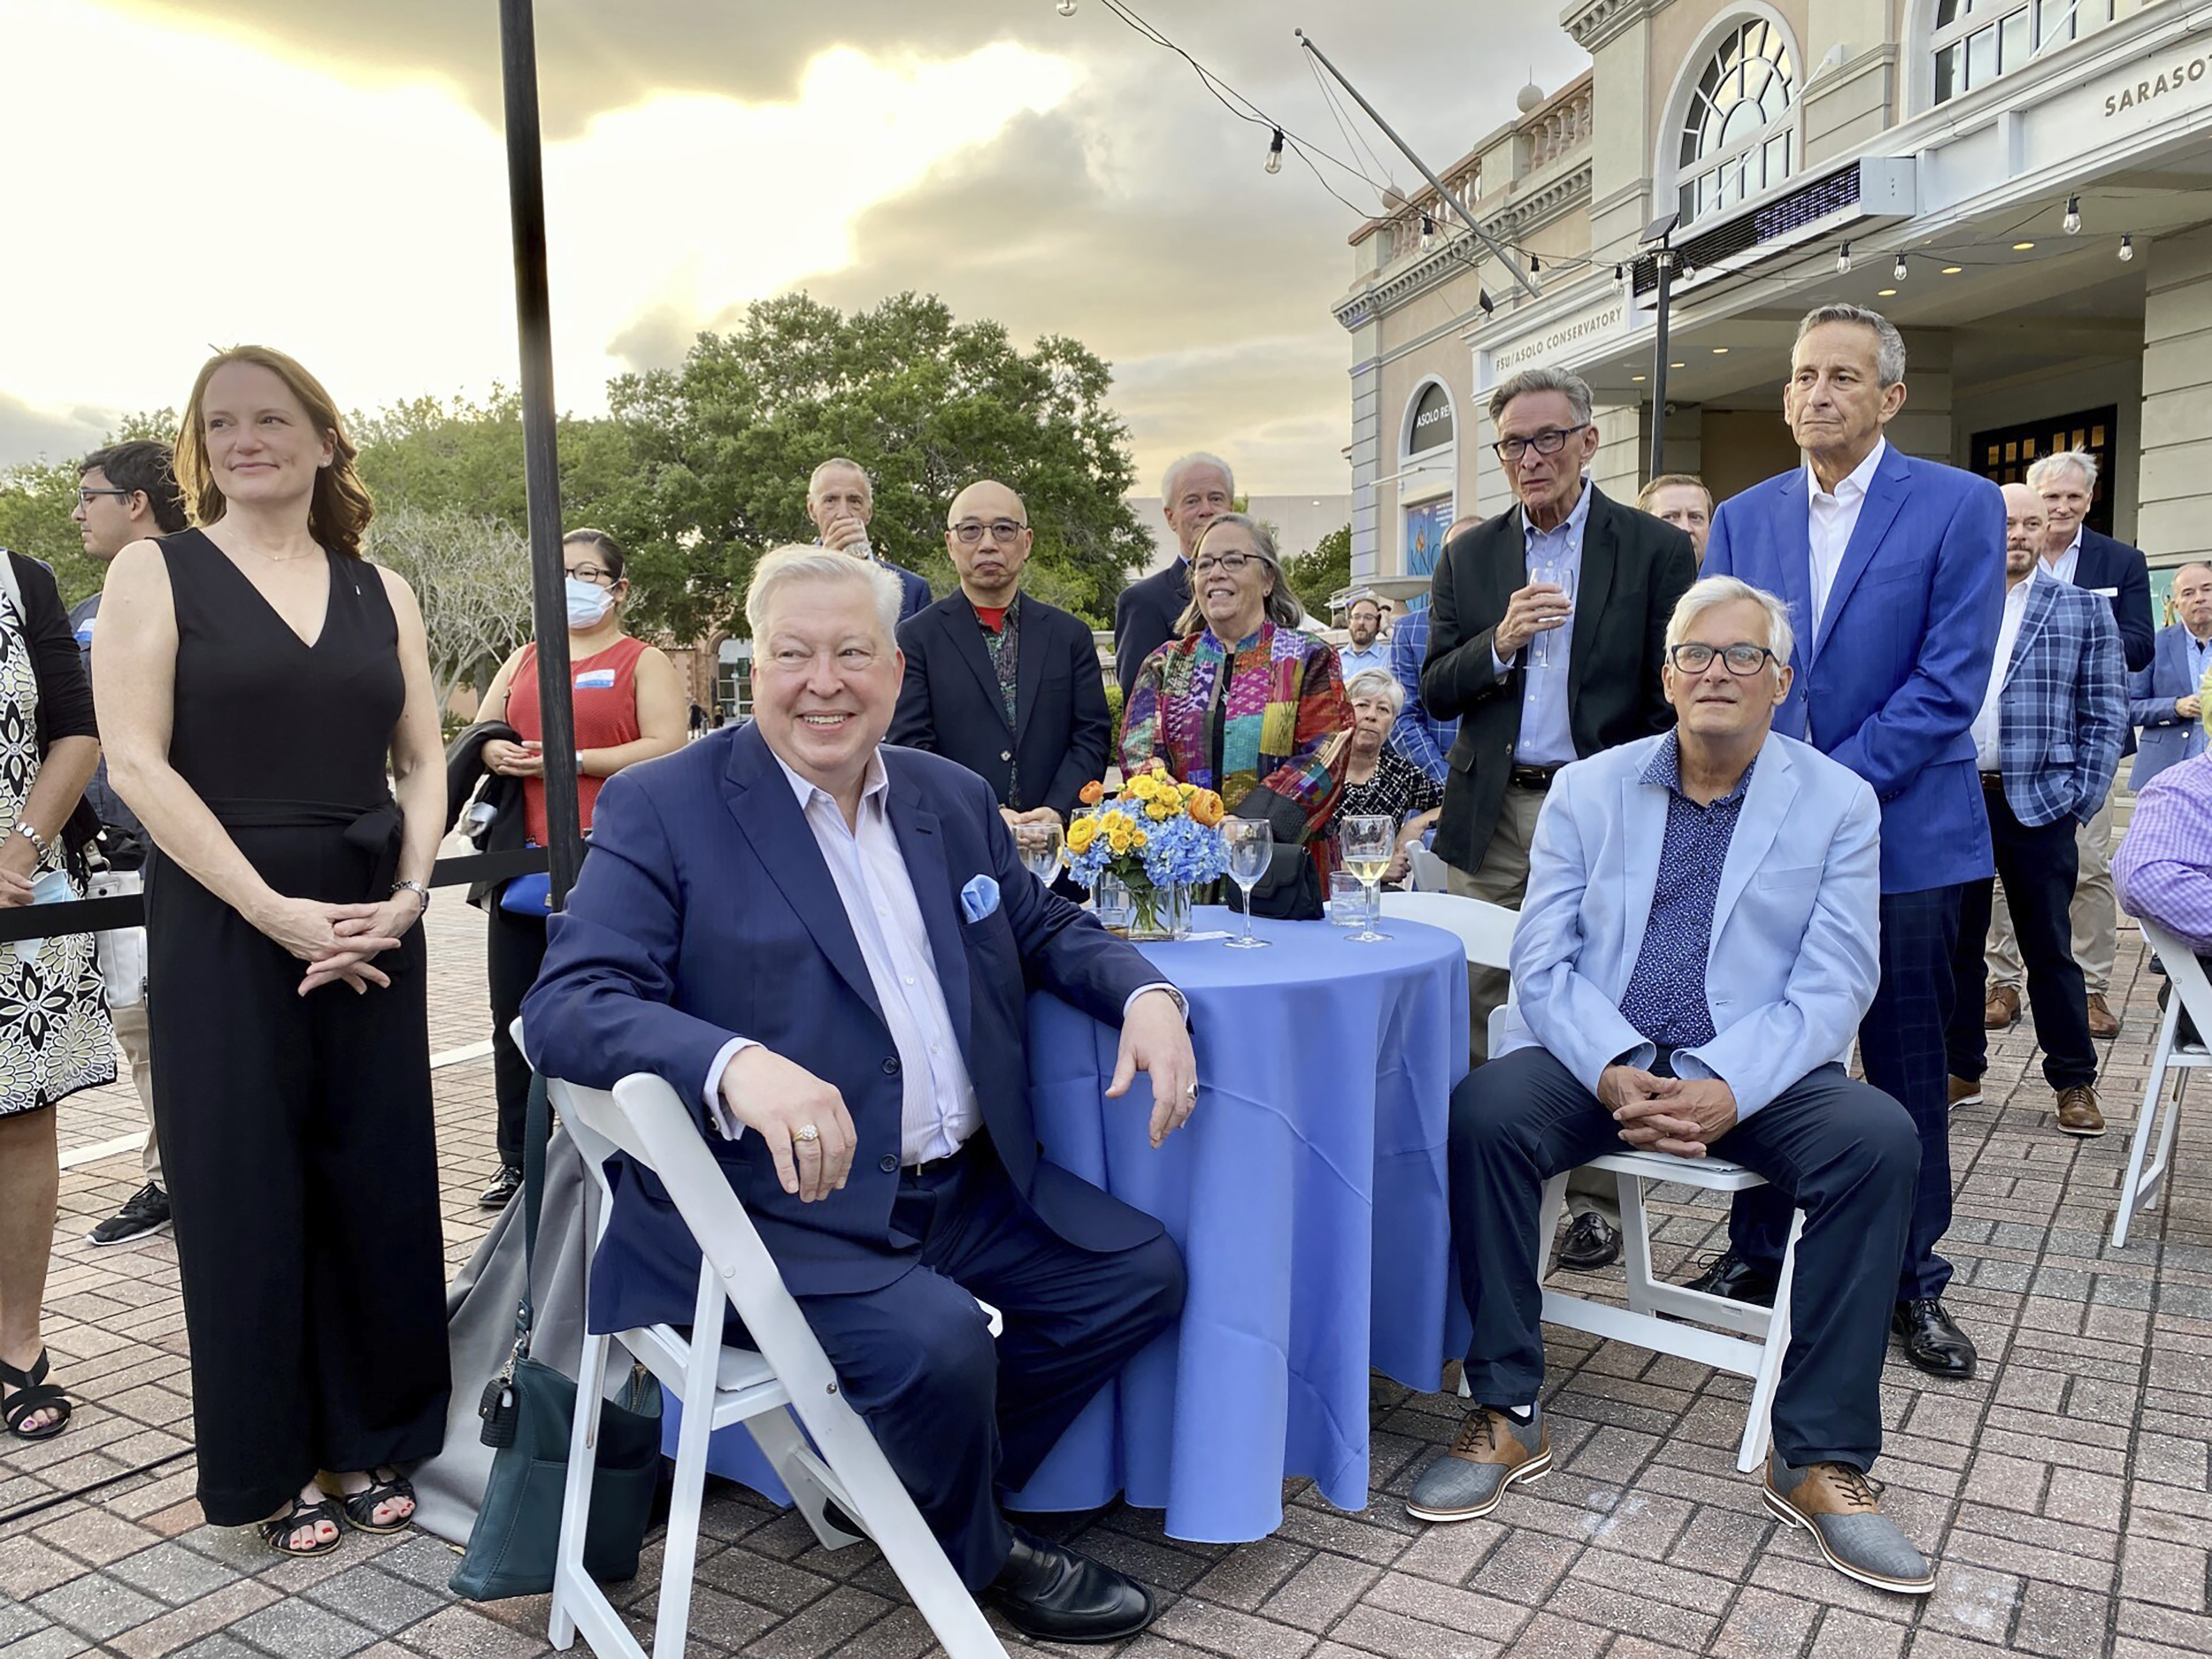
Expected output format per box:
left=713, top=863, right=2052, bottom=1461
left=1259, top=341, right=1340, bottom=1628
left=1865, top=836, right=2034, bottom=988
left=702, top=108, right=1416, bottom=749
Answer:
left=1448, top=785, right=1620, bottom=1226
left=110, top=996, right=161, bottom=1183
left=1987, top=780, right=2116, bottom=999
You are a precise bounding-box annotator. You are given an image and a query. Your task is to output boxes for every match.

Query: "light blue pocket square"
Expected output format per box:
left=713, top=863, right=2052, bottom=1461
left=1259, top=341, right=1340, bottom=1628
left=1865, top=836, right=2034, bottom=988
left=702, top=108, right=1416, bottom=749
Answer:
left=960, top=874, right=1001, bottom=923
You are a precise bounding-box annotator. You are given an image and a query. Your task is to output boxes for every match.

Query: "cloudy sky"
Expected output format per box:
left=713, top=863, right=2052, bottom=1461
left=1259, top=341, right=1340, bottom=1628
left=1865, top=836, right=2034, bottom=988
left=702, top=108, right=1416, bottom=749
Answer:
left=1, top=1, right=1587, bottom=493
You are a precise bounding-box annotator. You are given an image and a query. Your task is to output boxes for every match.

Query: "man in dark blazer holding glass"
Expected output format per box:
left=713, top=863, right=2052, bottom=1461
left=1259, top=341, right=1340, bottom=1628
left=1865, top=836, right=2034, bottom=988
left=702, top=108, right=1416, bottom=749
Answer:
left=1420, top=364, right=1696, bottom=1271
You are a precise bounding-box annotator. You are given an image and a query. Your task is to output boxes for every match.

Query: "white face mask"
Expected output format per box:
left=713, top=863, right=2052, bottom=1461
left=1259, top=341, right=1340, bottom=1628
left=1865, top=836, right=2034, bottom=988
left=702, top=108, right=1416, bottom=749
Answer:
left=565, top=577, right=614, bottom=630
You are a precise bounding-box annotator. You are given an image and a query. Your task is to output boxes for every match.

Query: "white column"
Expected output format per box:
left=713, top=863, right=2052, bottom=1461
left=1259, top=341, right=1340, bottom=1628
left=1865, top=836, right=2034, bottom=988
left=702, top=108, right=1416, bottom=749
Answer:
left=2141, top=228, right=2212, bottom=567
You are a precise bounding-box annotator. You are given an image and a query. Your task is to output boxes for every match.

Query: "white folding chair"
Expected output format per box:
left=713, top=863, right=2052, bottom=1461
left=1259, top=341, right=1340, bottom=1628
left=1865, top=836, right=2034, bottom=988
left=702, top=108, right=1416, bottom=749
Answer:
left=1405, top=843, right=1451, bottom=894
left=2113, top=918, right=2205, bottom=1247
left=1376, top=889, right=1517, bottom=968
left=544, top=1068, right=1008, bottom=1659
left=1483, top=1007, right=1804, bottom=1474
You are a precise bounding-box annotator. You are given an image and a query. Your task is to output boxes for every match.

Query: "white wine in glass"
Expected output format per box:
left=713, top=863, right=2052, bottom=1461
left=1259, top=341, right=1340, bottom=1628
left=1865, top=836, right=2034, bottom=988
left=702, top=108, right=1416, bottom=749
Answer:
left=1223, top=819, right=1273, bottom=949
left=1340, top=815, right=1394, bottom=943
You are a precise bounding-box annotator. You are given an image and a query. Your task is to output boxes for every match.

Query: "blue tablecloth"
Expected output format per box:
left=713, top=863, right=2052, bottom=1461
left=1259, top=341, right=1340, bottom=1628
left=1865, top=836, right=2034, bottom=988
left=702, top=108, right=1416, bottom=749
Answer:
left=676, top=907, right=1468, bottom=1543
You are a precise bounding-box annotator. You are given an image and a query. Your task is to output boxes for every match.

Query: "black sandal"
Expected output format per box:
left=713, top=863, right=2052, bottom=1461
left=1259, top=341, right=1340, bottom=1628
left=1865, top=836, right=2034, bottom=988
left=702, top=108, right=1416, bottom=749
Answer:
left=0, top=1348, right=72, bottom=1441
left=258, top=1493, right=343, bottom=1556
left=334, top=1469, right=415, bottom=1534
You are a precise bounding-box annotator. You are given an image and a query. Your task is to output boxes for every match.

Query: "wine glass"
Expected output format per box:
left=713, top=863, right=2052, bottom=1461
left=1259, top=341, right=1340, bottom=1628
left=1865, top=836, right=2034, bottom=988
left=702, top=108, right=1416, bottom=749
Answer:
left=1340, top=815, right=1395, bottom=943
left=1019, top=820, right=1065, bottom=888
left=1527, top=556, right=1577, bottom=671
left=1223, top=819, right=1273, bottom=949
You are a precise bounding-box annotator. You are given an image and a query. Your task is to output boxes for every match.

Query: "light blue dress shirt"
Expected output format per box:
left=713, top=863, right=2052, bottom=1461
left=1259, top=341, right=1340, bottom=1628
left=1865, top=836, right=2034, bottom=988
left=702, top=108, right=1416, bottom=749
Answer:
left=1502, top=478, right=1593, bottom=768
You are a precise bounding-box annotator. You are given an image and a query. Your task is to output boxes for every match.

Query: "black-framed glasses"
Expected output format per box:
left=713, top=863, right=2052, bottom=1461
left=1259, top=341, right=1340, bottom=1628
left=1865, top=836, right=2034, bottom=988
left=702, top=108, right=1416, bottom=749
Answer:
left=1190, top=552, right=1255, bottom=577
left=566, top=564, right=620, bottom=587
left=1668, top=641, right=1778, bottom=676
left=76, top=487, right=132, bottom=506
left=1491, top=424, right=1589, bottom=463
left=949, top=518, right=1026, bottom=544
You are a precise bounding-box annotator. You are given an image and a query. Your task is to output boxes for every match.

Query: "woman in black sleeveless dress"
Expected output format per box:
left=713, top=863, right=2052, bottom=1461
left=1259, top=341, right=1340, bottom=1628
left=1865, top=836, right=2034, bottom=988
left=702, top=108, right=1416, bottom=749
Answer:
left=93, top=347, right=449, bottom=1555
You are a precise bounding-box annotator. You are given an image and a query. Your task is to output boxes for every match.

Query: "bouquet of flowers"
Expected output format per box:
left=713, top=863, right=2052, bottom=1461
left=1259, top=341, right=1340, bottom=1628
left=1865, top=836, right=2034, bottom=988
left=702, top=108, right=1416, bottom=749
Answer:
left=1064, top=761, right=1231, bottom=935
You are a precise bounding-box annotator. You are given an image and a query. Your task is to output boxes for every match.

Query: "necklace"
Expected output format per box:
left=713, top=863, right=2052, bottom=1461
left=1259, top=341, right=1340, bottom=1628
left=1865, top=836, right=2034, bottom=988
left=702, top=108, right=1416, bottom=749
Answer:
left=249, top=546, right=320, bottom=564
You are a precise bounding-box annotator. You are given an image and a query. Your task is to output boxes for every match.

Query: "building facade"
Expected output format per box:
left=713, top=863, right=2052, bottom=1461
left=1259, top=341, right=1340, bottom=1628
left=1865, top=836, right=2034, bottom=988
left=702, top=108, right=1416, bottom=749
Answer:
left=1337, top=0, right=2204, bottom=598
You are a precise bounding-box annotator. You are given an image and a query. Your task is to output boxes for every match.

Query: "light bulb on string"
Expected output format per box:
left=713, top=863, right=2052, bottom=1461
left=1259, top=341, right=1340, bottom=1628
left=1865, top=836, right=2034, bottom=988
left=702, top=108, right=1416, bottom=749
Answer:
left=2063, top=195, right=2081, bottom=235
left=1836, top=242, right=1851, bottom=275
left=1613, top=262, right=1627, bottom=294
left=2119, top=235, right=2135, bottom=262
left=1057, top=0, right=1077, bottom=15
left=1264, top=128, right=1284, bottom=174
left=1528, top=253, right=1541, bottom=274
left=1893, top=253, right=1908, bottom=282
left=1419, top=214, right=1435, bottom=251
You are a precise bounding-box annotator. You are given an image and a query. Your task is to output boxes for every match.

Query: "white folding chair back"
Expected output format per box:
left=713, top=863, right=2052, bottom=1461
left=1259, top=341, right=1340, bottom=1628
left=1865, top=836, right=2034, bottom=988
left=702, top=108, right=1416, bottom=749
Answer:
left=1406, top=843, right=1451, bottom=893
left=1376, top=889, right=1517, bottom=969
left=542, top=1062, right=1008, bottom=1659
left=2113, top=919, right=2206, bottom=1246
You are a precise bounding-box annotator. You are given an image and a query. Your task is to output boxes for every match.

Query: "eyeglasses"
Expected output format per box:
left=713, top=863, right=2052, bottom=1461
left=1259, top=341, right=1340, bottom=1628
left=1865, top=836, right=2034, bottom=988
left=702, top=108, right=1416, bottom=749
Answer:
left=1190, top=552, right=1255, bottom=576
left=76, top=487, right=132, bottom=506
left=949, top=518, right=1026, bottom=544
left=1668, top=642, right=1779, bottom=676
left=1490, top=424, right=1590, bottom=463
left=567, top=565, right=620, bottom=587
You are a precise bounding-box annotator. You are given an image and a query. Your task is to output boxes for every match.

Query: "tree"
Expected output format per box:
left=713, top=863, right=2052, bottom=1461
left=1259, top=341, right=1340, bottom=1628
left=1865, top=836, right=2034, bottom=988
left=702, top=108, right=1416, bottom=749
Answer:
left=364, top=503, right=536, bottom=711
left=352, top=388, right=635, bottom=540
left=602, top=292, right=1152, bottom=641
left=1285, top=524, right=1351, bottom=619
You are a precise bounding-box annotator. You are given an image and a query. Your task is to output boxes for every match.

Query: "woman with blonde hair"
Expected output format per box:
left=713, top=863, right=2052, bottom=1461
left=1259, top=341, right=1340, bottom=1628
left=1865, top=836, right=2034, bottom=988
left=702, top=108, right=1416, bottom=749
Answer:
left=95, top=346, right=449, bottom=1555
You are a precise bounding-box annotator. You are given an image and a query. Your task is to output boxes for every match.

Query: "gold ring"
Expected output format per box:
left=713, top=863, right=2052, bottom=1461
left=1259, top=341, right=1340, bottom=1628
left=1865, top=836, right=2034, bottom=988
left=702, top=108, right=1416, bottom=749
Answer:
left=794, top=1124, right=820, bottom=1144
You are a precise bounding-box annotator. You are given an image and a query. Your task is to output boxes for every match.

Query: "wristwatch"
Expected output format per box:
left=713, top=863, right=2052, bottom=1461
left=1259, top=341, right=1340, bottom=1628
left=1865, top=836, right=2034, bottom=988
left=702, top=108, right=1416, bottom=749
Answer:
left=392, top=879, right=431, bottom=914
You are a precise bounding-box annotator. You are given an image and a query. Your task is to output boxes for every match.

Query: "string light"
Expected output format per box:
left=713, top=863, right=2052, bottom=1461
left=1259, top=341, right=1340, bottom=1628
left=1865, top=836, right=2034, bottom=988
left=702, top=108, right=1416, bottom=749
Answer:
left=2062, top=195, right=2081, bottom=235
left=2119, top=235, right=2135, bottom=262
left=1613, top=262, right=1627, bottom=294
left=1836, top=241, right=1851, bottom=275
left=1419, top=213, right=1434, bottom=251
left=1264, top=127, right=1284, bottom=174
left=1528, top=253, right=1541, bottom=274
left=1894, top=252, right=1908, bottom=282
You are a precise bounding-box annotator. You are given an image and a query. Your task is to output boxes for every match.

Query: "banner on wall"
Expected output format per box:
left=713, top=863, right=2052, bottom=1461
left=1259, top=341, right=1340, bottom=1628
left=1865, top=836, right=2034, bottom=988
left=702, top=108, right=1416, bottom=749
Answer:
left=1404, top=498, right=1455, bottom=610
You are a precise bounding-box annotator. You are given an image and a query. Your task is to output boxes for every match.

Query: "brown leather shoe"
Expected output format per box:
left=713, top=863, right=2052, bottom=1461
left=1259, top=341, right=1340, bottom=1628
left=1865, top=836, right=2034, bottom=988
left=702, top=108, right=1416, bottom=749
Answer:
left=2086, top=993, right=2121, bottom=1039
left=1984, top=985, right=2020, bottom=1029
left=1763, top=1454, right=1936, bottom=1594
left=1405, top=1406, right=1551, bottom=1522
left=1948, top=1075, right=1983, bottom=1110
left=2055, top=1085, right=2106, bottom=1138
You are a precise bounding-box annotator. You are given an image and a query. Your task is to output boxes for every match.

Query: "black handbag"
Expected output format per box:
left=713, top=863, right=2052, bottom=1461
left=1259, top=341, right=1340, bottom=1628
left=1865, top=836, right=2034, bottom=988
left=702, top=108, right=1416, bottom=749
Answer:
left=449, top=1073, right=664, bottom=1600
left=1220, top=844, right=1325, bottom=921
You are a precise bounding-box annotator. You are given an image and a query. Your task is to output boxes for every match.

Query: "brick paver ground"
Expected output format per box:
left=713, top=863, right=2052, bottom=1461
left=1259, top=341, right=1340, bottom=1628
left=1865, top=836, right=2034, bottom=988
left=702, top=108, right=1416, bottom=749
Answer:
left=4, top=903, right=2208, bottom=1659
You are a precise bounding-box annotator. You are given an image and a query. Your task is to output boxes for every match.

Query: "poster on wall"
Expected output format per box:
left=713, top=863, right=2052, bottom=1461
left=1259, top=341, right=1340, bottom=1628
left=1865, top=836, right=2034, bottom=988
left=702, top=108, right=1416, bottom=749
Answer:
left=1403, top=498, right=1455, bottom=610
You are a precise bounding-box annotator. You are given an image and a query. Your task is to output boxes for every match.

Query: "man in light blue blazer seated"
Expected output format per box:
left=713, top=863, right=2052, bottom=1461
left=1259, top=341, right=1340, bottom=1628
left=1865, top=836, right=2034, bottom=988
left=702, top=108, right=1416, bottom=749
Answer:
left=1406, top=577, right=1934, bottom=1597
left=2128, top=562, right=2212, bottom=791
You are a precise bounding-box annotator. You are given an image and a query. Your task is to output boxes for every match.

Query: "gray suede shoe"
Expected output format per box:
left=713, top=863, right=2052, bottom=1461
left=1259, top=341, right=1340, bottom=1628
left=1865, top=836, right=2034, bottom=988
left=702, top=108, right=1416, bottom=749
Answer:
left=1763, top=1453, right=1936, bottom=1595
left=1406, top=1405, right=1550, bottom=1523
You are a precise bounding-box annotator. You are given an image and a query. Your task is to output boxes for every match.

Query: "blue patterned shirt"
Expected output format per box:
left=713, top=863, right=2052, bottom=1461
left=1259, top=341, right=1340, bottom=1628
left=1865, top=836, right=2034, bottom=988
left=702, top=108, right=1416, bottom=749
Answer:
left=1616, top=733, right=1756, bottom=1049
left=1387, top=607, right=1458, bottom=783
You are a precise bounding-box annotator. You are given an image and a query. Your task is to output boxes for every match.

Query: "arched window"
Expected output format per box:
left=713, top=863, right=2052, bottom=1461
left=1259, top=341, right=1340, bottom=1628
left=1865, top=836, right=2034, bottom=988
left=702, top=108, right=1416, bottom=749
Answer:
left=1674, top=18, right=1797, bottom=227
left=1928, top=0, right=2120, bottom=106
left=1400, top=381, right=1457, bottom=584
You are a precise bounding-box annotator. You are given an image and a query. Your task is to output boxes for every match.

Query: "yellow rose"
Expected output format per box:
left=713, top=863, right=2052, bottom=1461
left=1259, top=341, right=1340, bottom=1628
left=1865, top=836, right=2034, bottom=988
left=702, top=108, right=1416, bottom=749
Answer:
left=1068, top=817, right=1097, bottom=852
left=1149, top=758, right=1170, bottom=775
left=1128, top=776, right=1156, bottom=802
left=1133, top=830, right=1148, bottom=848
left=1146, top=800, right=1173, bottom=821
left=1178, top=782, right=1198, bottom=800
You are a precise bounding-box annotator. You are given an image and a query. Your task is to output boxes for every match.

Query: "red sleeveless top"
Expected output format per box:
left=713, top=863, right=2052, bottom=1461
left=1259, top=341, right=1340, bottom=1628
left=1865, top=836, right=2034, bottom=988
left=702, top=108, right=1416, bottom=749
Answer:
left=506, top=635, right=648, bottom=844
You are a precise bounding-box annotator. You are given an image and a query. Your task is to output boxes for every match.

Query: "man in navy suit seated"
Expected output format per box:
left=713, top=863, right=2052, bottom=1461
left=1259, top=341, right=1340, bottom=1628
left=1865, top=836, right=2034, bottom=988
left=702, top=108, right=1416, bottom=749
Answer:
left=524, top=547, right=1197, bottom=1642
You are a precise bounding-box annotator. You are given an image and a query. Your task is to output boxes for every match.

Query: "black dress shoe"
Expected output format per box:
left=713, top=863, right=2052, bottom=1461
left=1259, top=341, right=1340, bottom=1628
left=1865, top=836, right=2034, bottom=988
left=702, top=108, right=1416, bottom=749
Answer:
left=985, top=1528, right=1156, bottom=1644
left=1892, top=1298, right=1976, bottom=1379
left=479, top=1165, right=523, bottom=1210
left=1556, top=1212, right=1622, bottom=1272
left=1682, top=1249, right=1777, bottom=1307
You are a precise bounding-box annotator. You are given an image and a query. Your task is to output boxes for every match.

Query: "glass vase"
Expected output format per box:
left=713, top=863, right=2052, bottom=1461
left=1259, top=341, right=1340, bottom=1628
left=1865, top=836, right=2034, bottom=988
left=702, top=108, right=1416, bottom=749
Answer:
left=1095, top=872, right=1191, bottom=941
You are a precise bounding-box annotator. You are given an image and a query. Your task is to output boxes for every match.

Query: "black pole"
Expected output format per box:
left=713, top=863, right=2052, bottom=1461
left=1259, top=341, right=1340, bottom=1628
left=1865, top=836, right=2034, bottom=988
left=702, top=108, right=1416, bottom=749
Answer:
left=498, top=0, right=583, bottom=906
left=1648, top=242, right=1673, bottom=484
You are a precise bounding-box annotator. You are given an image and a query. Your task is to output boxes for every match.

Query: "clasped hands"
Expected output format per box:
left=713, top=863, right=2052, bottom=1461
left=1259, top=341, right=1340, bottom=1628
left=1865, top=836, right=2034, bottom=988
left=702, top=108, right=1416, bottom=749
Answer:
left=1596, top=1064, right=1737, bottom=1159
left=257, top=891, right=422, bottom=997
left=719, top=988, right=1199, bottom=1204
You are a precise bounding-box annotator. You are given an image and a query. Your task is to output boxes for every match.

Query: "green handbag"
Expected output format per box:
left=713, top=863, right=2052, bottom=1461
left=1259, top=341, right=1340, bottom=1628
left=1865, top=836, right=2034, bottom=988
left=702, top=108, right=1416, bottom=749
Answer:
left=450, top=1073, right=664, bottom=1600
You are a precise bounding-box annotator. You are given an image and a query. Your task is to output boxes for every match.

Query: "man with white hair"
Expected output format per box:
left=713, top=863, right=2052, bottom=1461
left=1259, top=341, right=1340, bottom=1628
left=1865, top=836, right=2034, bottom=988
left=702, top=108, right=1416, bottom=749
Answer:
left=1407, top=577, right=1933, bottom=1596
left=808, top=456, right=933, bottom=622
left=1982, top=449, right=2151, bottom=1039
left=1115, top=452, right=1233, bottom=700
left=525, top=547, right=1198, bottom=1641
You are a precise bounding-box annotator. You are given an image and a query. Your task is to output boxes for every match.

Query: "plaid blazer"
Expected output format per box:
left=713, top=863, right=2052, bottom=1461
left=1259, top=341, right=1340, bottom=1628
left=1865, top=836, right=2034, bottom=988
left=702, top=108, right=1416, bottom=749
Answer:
left=1995, top=573, right=2125, bottom=828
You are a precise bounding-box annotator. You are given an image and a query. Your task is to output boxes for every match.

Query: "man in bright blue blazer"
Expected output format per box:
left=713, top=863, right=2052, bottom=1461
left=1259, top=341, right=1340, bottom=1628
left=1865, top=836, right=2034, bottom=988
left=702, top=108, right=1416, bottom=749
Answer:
left=1407, top=577, right=1934, bottom=1595
left=523, top=548, right=1198, bottom=1642
left=2128, top=562, right=2212, bottom=790
left=1701, top=303, right=2001, bottom=1380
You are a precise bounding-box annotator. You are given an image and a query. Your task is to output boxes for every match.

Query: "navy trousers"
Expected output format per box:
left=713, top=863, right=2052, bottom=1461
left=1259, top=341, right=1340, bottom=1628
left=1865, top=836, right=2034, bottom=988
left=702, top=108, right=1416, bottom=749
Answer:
left=1946, top=786, right=2095, bottom=1091
left=1451, top=1049, right=1917, bottom=1469
left=765, top=1139, right=1184, bottom=1590
left=1730, top=884, right=1962, bottom=1301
